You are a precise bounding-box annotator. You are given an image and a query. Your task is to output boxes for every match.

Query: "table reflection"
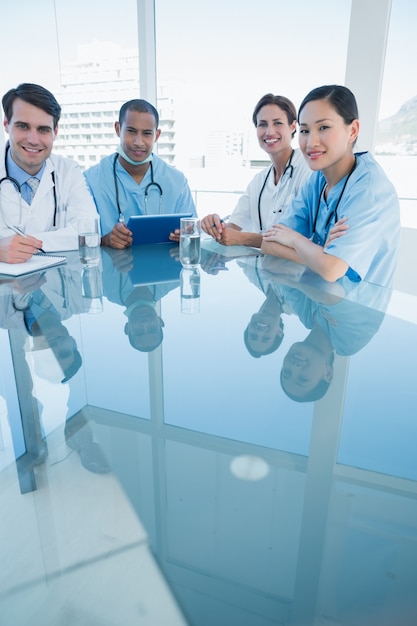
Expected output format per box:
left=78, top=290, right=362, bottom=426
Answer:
left=1, top=242, right=416, bottom=626
left=101, top=244, right=181, bottom=352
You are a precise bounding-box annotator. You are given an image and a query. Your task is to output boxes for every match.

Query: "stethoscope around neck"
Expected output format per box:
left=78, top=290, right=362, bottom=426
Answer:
left=0, top=143, right=58, bottom=226
left=311, top=156, right=357, bottom=245
left=257, top=149, right=294, bottom=231
left=113, top=153, right=163, bottom=222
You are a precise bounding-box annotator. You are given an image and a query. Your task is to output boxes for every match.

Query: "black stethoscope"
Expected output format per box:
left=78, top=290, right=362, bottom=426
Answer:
left=311, top=157, right=357, bottom=245
left=0, top=143, right=58, bottom=226
left=113, top=153, right=163, bottom=222
left=257, top=149, right=294, bottom=231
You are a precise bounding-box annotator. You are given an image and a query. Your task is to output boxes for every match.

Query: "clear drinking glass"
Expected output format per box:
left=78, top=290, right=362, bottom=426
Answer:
left=179, top=217, right=201, bottom=267
left=78, top=216, right=100, bottom=266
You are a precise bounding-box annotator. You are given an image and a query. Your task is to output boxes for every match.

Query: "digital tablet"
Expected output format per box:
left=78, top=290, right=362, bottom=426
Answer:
left=126, top=213, right=193, bottom=245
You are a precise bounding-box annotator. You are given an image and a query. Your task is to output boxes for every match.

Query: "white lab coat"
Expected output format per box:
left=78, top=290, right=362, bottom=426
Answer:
left=0, top=148, right=98, bottom=252
left=229, top=149, right=311, bottom=233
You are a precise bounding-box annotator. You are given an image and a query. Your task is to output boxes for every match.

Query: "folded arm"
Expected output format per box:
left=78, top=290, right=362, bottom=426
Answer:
left=262, top=224, right=348, bottom=283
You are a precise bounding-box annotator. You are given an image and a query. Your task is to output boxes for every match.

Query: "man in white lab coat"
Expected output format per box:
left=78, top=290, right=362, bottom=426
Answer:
left=0, top=82, right=97, bottom=263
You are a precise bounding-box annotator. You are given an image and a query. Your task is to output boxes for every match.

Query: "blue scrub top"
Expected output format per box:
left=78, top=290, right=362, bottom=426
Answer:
left=279, top=152, right=400, bottom=286
left=84, top=153, right=196, bottom=236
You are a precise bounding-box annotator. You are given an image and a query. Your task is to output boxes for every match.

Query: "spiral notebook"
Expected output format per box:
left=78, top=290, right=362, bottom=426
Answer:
left=0, top=253, right=67, bottom=277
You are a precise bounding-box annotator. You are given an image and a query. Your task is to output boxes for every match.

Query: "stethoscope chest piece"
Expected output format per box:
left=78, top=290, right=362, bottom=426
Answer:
left=113, top=154, right=163, bottom=220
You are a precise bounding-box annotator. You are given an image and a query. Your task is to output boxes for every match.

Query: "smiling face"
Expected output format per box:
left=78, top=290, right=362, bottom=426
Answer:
left=255, top=104, right=296, bottom=158
left=115, top=109, right=161, bottom=164
left=4, top=98, right=57, bottom=175
left=281, top=341, right=333, bottom=399
left=298, top=98, right=359, bottom=182
left=246, top=310, right=283, bottom=356
left=125, top=304, right=164, bottom=352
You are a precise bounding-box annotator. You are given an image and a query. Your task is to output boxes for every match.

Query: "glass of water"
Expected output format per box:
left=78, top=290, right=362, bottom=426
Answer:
left=78, top=216, right=100, bottom=266
left=179, top=217, right=201, bottom=267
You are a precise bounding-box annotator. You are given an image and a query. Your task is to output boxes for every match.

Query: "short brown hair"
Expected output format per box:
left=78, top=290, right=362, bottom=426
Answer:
left=252, top=93, right=297, bottom=138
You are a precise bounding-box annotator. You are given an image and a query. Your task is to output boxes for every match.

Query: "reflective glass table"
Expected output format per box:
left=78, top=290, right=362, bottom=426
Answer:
left=1, top=240, right=416, bottom=626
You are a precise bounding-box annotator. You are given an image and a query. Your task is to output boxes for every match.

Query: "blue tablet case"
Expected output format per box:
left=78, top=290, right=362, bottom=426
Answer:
left=126, top=213, right=193, bottom=245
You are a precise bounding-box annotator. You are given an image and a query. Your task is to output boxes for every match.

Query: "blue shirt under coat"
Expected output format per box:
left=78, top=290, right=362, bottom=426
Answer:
left=6, top=146, right=46, bottom=205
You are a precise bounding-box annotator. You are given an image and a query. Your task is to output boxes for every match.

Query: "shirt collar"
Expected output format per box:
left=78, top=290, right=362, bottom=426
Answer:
left=6, top=142, right=46, bottom=186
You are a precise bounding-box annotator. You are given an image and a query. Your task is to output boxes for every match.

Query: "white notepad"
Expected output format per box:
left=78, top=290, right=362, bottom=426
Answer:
left=0, top=253, right=67, bottom=277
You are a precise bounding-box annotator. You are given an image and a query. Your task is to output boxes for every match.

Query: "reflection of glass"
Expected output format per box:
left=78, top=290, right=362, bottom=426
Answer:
left=81, top=266, right=103, bottom=314
left=180, top=267, right=200, bottom=315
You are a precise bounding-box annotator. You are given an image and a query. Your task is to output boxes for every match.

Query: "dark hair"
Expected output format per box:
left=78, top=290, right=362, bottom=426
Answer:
left=2, top=83, right=61, bottom=128
left=244, top=318, right=284, bottom=359
left=280, top=372, right=332, bottom=402
left=125, top=305, right=164, bottom=353
left=128, top=326, right=163, bottom=352
left=298, top=84, right=359, bottom=125
left=280, top=351, right=335, bottom=402
left=119, top=99, right=159, bottom=127
left=252, top=93, right=298, bottom=138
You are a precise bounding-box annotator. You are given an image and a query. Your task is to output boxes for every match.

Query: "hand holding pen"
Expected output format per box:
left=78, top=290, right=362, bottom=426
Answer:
left=9, top=226, right=46, bottom=254
left=201, top=213, right=225, bottom=241
left=0, top=226, right=45, bottom=264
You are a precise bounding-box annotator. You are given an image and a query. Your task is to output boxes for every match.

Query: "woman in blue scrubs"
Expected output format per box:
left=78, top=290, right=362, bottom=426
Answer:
left=262, top=85, right=400, bottom=287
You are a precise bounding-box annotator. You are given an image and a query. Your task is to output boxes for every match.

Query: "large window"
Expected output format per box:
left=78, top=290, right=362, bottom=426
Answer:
left=377, top=0, right=417, bottom=227
left=0, top=0, right=138, bottom=169
left=155, top=0, right=351, bottom=203
left=1, top=1, right=414, bottom=227
left=0, top=0, right=138, bottom=92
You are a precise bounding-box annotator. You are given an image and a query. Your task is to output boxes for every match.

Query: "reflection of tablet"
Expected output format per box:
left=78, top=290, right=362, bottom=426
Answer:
left=127, top=213, right=193, bottom=245
left=128, top=243, right=182, bottom=285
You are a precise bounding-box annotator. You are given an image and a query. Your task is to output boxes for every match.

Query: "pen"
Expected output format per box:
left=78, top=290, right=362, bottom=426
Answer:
left=10, top=225, right=46, bottom=254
